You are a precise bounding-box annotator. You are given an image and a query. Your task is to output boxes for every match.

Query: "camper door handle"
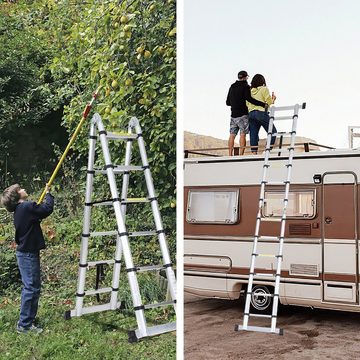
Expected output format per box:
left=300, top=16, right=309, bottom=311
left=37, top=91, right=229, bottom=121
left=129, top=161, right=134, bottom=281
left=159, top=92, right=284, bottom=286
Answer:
left=325, top=217, right=332, bottom=224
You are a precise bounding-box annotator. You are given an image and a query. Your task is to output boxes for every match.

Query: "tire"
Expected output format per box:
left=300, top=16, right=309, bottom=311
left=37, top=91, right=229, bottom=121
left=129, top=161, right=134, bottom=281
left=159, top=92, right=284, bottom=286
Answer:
left=249, top=285, right=273, bottom=314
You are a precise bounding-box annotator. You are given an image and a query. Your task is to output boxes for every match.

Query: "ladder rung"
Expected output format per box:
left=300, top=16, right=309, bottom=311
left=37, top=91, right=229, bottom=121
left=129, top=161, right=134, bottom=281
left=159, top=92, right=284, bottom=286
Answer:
left=249, top=313, right=272, bottom=318
left=144, top=300, right=176, bottom=310
left=253, top=272, right=276, bottom=278
left=93, top=201, right=113, bottom=206
left=122, top=198, right=149, bottom=203
left=129, top=231, right=157, bottom=237
left=273, top=116, right=294, bottom=121
left=260, top=217, right=283, bottom=222
left=106, top=132, right=137, bottom=140
left=85, top=287, right=112, bottom=296
left=264, top=181, right=286, bottom=186
left=87, top=260, right=115, bottom=267
left=249, top=293, right=275, bottom=298
left=94, top=166, right=143, bottom=174
left=90, top=231, right=117, bottom=237
left=136, top=264, right=164, bottom=272
left=235, top=325, right=283, bottom=335
left=272, top=132, right=294, bottom=137
left=257, top=236, right=281, bottom=241
left=256, top=253, right=277, bottom=258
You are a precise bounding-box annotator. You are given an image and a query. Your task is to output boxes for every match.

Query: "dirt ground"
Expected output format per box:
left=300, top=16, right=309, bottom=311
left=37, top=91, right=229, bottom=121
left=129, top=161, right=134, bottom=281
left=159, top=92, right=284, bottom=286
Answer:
left=184, top=293, right=360, bottom=360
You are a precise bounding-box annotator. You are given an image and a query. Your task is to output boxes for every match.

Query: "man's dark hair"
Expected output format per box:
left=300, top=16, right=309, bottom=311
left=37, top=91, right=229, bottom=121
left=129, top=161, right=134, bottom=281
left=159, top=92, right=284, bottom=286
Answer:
left=251, top=74, right=266, bottom=88
left=1, top=184, right=21, bottom=212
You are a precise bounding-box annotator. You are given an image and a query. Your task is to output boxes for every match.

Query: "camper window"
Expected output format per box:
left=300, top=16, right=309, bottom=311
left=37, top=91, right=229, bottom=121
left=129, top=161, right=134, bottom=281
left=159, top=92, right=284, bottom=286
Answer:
left=186, top=189, right=239, bottom=224
left=263, top=190, right=316, bottom=218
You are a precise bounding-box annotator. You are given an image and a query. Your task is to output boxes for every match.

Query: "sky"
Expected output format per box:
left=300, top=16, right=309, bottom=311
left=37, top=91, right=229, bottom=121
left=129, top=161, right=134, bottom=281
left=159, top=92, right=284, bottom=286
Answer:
left=183, top=0, right=360, bottom=149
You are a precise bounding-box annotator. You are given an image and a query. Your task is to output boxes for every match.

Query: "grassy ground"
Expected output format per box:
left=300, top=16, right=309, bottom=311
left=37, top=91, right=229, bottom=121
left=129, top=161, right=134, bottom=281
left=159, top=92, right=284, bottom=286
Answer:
left=0, top=244, right=176, bottom=360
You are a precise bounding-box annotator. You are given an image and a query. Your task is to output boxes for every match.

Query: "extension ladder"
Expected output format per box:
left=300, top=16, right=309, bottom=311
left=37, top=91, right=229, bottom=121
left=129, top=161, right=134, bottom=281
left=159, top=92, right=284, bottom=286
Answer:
left=65, top=113, right=176, bottom=342
left=235, top=103, right=306, bottom=335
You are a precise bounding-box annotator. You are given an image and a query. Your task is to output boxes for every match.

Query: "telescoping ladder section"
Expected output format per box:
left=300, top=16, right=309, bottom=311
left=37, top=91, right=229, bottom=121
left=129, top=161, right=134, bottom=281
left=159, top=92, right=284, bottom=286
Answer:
left=65, top=113, right=176, bottom=342
left=235, top=103, right=306, bottom=335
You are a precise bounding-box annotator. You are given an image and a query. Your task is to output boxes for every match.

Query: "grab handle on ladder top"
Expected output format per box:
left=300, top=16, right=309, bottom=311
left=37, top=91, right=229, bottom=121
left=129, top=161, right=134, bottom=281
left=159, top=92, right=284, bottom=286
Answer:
left=37, top=86, right=102, bottom=204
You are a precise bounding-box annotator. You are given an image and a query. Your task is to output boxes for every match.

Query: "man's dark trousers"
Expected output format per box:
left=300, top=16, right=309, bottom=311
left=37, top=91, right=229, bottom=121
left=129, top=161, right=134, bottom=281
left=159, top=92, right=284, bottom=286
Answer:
left=16, top=251, right=41, bottom=328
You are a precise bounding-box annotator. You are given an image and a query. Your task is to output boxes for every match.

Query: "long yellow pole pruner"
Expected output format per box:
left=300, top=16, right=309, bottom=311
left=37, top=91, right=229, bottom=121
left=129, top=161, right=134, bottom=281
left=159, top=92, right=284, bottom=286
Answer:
left=37, top=86, right=101, bottom=204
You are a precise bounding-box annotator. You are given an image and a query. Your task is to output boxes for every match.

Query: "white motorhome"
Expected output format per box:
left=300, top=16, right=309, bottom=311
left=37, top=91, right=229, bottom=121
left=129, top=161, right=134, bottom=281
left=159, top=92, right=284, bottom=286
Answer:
left=184, top=144, right=360, bottom=313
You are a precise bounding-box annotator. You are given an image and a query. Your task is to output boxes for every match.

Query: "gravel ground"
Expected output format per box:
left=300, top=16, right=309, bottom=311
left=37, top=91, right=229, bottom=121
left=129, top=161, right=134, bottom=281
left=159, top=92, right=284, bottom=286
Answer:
left=185, top=293, right=360, bottom=360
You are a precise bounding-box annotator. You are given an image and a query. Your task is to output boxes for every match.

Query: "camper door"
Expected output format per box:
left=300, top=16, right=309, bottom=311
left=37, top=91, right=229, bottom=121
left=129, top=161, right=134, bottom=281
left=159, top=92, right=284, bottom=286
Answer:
left=322, top=172, right=359, bottom=304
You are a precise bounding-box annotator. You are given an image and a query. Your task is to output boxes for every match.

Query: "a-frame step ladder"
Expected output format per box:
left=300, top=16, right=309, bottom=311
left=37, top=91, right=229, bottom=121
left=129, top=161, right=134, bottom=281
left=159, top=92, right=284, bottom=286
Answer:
left=235, top=103, right=306, bottom=335
left=65, top=113, right=176, bottom=342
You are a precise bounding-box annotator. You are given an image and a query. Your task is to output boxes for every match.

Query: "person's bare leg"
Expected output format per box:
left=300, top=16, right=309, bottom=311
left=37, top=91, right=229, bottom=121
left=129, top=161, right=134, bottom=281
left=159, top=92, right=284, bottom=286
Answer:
left=239, top=133, right=246, bottom=155
left=228, top=134, right=235, bottom=156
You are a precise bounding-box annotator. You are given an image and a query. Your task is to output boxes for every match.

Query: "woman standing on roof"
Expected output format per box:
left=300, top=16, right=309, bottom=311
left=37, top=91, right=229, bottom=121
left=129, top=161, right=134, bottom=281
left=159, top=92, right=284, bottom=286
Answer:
left=247, top=74, right=277, bottom=154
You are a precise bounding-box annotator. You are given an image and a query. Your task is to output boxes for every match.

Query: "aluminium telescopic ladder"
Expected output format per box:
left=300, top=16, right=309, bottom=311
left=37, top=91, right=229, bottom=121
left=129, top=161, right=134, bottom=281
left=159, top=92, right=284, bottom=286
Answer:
left=235, top=102, right=306, bottom=335
left=64, top=113, right=176, bottom=342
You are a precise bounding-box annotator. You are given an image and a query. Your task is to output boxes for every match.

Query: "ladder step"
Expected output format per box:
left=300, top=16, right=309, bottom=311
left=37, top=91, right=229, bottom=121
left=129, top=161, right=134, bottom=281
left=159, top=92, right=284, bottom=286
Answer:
left=264, top=181, right=287, bottom=186
left=87, top=260, right=115, bottom=267
left=136, top=264, right=165, bottom=272
left=94, top=166, right=143, bottom=174
left=248, top=293, right=275, bottom=298
left=122, top=198, right=149, bottom=204
left=144, top=300, right=176, bottom=310
left=129, top=231, right=157, bottom=237
left=93, top=201, right=113, bottom=206
left=273, top=115, right=294, bottom=121
left=253, top=272, right=276, bottom=278
left=106, top=132, right=137, bottom=140
left=235, top=325, right=283, bottom=335
left=249, top=313, right=273, bottom=319
left=272, top=131, right=294, bottom=137
left=257, top=236, right=281, bottom=241
left=260, top=217, right=283, bottom=222
left=255, top=253, right=277, bottom=258
left=90, top=231, right=117, bottom=237
left=85, top=287, right=112, bottom=296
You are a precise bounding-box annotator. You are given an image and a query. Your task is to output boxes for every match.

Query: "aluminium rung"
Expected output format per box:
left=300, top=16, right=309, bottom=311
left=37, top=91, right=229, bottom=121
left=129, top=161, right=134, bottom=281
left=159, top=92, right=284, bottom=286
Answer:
left=94, top=166, right=143, bottom=174
left=263, top=181, right=287, bottom=186
left=253, top=272, right=276, bottom=278
left=129, top=231, right=157, bottom=237
left=260, top=217, right=283, bottom=222
left=93, top=201, right=113, bottom=206
left=85, top=287, right=112, bottom=296
left=248, top=293, right=275, bottom=298
left=87, top=260, right=115, bottom=267
left=122, top=198, right=149, bottom=203
left=90, top=231, right=117, bottom=237
left=257, top=235, right=280, bottom=241
left=273, top=115, right=295, bottom=121
left=144, top=300, right=176, bottom=310
left=106, top=132, right=137, bottom=140
left=249, top=313, right=272, bottom=319
left=235, top=324, right=283, bottom=335
left=272, top=132, right=293, bottom=137
left=255, top=253, right=277, bottom=258
left=136, top=264, right=164, bottom=272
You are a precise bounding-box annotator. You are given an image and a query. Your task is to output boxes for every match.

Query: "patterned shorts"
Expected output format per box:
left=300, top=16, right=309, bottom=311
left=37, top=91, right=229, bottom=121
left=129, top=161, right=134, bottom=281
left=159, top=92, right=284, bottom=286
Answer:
left=229, top=115, right=249, bottom=135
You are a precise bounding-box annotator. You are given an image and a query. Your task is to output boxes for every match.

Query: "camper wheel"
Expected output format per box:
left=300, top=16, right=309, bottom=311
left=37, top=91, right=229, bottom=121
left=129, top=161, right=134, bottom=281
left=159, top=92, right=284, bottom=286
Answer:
left=250, top=285, right=273, bottom=314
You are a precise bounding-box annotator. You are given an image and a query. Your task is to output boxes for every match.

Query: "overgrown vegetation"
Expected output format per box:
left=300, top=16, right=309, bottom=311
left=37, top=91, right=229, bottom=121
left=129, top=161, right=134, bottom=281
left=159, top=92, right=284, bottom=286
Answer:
left=0, top=0, right=176, bottom=358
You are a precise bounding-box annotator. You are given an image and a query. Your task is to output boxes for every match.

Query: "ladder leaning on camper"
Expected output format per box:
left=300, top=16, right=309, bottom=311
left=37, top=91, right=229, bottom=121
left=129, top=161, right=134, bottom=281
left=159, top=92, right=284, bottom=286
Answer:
left=235, top=102, right=306, bottom=335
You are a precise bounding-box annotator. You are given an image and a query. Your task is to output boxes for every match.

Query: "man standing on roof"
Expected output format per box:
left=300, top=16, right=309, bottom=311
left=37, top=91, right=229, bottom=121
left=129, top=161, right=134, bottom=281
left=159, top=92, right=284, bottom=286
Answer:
left=226, top=71, right=266, bottom=156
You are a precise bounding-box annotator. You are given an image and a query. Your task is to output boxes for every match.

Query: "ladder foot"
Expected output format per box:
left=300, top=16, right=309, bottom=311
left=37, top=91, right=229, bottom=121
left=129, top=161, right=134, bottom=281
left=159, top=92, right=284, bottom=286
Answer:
left=279, top=328, right=284, bottom=336
left=128, top=330, right=139, bottom=343
left=64, top=310, right=71, bottom=321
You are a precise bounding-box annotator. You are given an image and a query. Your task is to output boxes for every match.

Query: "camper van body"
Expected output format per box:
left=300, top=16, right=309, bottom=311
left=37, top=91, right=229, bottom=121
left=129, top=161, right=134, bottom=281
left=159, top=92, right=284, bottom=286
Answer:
left=184, top=149, right=360, bottom=313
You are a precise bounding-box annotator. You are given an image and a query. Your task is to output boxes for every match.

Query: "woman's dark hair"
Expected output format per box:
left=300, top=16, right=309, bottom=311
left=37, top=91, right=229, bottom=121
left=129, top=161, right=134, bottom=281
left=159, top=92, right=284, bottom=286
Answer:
left=1, top=184, right=21, bottom=212
left=251, top=74, right=266, bottom=88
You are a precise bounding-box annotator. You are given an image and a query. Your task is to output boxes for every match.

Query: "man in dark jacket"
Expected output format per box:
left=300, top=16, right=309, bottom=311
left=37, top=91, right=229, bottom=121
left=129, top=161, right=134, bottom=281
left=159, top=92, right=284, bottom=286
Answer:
left=1, top=183, right=54, bottom=334
left=226, top=70, right=265, bottom=155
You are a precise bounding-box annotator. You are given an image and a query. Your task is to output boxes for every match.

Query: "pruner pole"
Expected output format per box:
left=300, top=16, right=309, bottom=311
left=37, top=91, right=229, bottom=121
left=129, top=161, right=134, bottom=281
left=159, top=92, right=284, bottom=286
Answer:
left=37, top=86, right=101, bottom=204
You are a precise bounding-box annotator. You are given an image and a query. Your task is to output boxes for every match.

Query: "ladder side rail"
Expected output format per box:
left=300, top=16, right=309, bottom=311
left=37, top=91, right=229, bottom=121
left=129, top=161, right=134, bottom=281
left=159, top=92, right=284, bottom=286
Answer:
left=74, top=120, right=97, bottom=316
left=110, top=234, right=123, bottom=310
left=120, top=125, right=134, bottom=218
left=131, top=117, right=177, bottom=308
left=270, top=104, right=299, bottom=332
left=96, top=115, right=148, bottom=337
